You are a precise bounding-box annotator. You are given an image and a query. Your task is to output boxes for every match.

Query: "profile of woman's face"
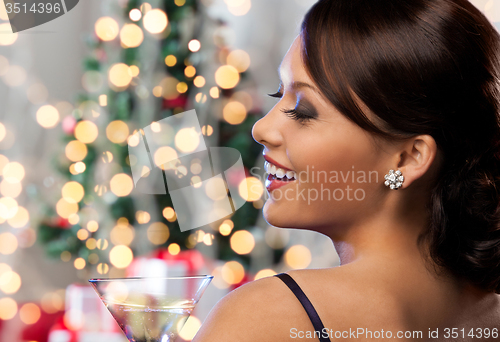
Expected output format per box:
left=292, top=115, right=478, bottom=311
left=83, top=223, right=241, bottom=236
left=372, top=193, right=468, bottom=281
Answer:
left=252, top=36, right=396, bottom=235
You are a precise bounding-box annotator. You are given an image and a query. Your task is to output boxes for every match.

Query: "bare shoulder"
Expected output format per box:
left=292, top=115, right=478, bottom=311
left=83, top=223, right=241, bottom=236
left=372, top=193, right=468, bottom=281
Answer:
left=285, top=268, right=411, bottom=332
left=193, top=268, right=410, bottom=342
left=192, top=274, right=296, bottom=342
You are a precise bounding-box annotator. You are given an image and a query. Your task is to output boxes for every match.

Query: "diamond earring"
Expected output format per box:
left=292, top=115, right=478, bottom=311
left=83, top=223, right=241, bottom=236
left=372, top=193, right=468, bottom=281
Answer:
left=384, top=169, right=404, bottom=190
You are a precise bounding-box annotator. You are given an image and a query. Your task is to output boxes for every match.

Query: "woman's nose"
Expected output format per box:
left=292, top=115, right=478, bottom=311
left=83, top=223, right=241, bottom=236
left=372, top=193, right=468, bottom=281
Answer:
left=251, top=108, right=283, bottom=148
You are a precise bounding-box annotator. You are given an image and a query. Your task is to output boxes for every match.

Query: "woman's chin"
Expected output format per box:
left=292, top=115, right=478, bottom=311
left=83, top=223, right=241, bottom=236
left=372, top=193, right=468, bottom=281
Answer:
left=262, top=198, right=297, bottom=228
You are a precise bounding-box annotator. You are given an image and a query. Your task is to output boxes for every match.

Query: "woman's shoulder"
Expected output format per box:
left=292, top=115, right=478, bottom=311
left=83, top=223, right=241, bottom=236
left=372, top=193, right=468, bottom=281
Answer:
left=192, top=267, right=408, bottom=342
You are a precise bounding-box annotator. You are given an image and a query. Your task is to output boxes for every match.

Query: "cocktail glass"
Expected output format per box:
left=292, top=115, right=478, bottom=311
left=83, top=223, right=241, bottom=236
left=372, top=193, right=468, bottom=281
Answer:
left=89, top=276, right=213, bottom=342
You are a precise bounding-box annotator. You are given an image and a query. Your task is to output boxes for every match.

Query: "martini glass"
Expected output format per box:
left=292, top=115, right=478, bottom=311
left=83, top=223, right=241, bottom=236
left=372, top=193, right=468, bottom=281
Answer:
left=89, top=276, right=213, bottom=342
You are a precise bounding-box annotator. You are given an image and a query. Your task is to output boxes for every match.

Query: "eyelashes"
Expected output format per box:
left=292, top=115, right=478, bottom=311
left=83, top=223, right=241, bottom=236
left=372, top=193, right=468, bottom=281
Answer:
left=267, top=86, right=316, bottom=124
left=280, top=108, right=314, bottom=123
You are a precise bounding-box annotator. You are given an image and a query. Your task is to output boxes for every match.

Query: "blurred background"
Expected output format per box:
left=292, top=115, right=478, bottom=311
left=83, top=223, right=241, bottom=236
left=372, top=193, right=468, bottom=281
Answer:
left=0, top=0, right=497, bottom=341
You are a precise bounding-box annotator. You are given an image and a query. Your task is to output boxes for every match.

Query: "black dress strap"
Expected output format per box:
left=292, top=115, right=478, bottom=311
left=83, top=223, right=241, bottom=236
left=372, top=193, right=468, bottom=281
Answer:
left=274, top=273, right=331, bottom=342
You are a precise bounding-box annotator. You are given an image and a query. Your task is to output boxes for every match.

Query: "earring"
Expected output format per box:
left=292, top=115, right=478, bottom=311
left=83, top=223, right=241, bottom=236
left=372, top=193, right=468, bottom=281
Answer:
left=384, top=169, right=404, bottom=190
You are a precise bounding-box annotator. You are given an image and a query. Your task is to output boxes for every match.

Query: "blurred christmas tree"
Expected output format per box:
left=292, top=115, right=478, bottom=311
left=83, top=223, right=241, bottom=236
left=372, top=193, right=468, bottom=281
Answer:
left=37, top=0, right=273, bottom=279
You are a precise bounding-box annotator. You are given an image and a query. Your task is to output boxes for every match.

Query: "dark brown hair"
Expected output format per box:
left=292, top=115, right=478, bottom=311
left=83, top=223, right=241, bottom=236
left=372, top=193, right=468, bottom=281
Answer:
left=301, top=0, right=500, bottom=292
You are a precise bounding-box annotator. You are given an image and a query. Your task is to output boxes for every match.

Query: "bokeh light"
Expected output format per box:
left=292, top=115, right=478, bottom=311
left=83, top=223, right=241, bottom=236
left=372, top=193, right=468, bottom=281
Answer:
left=223, top=101, right=247, bottom=125
left=109, top=63, right=133, bottom=88
left=120, top=24, right=144, bottom=48
left=230, top=230, right=255, bottom=255
left=129, top=8, right=142, bottom=21
left=36, top=105, right=60, bottom=128
left=219, top=220, right=234, bottom=236
left=0, top=232, right=17, bottom=255
left=56, top=198, right=79, bottom=219
left=87, top=220, right=99, bottom=232
left=129, top=65, right=140, bottom=77
left=205, top=178, right=227, bottom=201
left=3, top=162, right=25, bottom=183
left=110, top=223, right=135, bottom=246
left=227, top=50, right=251, bottom=72
left=165, top=55, right=177, bottom=67
left=95, top=17, right=119, bottom=41
left=162, top=207, right=176, bottom=222
left=62, top=181, right=85, bottom=203
left=20, top=303, right=41, bottom=325
left=254, top=269, right=277, bottom=280
left=209, top=87, right=220, bottom=99
left=0, top=179, right=22, bottom=198
left=74, top=120, right=99, bottom=144
left=147, top=222, right=170, bottom=245
left=221, top=261, right=244, bottom=284
left=176, top=82, right=188, bottom=93
left=7, top=206, right=29, bottom=228
left=184, top=66, right=196, bottom=78
left=160, top=76, right=180, bottom=100
left=97, top=263, right=109, bottom=275
left=188, top=39, right=201, bottom=52
left=74, top=258, right=86, bottom=270
left=0, top=270, right=21, bottom=294
left=168, top=243, right=180, bottom=255
left=175, top=128, right=200, bottom=153
left=0, top=197, right=18, bottom=219
left=284, top=245, right=312, bottom=269
left=109, top=245, right=134, bottom=269
left=136, top=210, right=151, bottom=224
left=110, top=173, right=134, bottom=197
left=76, top=229, right=89, bottom=241
left=143, top=9, right=168, bottom=34
left=215, top=65, right=240, bottom=89
left=96, top=238, right=108, bottom=250
left=106, top=120, right=130, bottom=144
left=0, top=298, right=17, bottom=320
left=154, top=146, right=178, bottom=169
left=65, top=140, right=88, bottom=162
left=238, top=176, right=263, bottom=201
left=192, top=77, right=205, bottom=89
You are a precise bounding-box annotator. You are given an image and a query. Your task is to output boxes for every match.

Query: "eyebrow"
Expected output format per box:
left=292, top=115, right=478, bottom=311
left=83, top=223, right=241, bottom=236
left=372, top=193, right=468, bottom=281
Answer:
left=277, top=65, right=322, bottom=95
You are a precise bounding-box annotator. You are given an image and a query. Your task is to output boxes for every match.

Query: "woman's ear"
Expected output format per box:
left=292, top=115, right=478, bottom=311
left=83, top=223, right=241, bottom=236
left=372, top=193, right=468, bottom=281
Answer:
left=396, top=135, right=438, bottom=189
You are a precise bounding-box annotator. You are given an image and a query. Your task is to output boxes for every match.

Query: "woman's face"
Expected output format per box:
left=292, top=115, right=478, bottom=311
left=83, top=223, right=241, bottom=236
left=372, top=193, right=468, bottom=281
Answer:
left=252, top=36, right=396, bottom=235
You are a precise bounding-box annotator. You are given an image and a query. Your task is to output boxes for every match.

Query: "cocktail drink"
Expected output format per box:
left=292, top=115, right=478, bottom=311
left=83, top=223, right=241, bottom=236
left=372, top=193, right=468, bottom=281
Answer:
left=89, top=276, right=213, bottom=342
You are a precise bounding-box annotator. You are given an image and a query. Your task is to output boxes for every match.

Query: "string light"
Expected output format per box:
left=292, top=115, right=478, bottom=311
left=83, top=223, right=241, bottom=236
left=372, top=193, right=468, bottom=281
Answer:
left=95, top=17, right=119, bottom=41
left=230, top=230, right=255, bottom=254
left=165, top=55, right=177, bottom=67
left=188, top=39, right=201, bottom=52
left=129, top=8, right=142, bottom=21
left=36, top=105, right=60, bottom=128
left=120, top=24, right=144, bottom=48
left=143, top=9, right=168, bottom=34
left=215, top=65, right=240, bottom=89
left=109, top=63, right=133, bottom=88
left=110, top=173, right=134, bottom=197
left=223, top=101, right=247, bottom=125
left=147, top=222, right=170, bottom=245
left=109, top=245, right=133, bottom=268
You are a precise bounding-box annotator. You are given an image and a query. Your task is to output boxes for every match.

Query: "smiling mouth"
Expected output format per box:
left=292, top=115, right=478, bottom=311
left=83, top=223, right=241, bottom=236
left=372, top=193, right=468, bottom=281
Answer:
left=264, top=161, right=297, bottom=191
